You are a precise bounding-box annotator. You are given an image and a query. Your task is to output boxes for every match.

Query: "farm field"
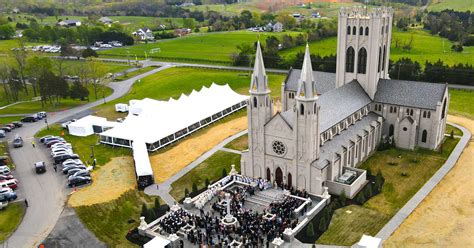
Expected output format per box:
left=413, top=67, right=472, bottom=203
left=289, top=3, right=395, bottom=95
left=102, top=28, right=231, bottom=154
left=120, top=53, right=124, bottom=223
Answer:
left=99, top=30, right=301, bottom=63
left=448, top=89, right=474, bottom=119
left=185, top=2, right=262, bottom=16
left=317, top=137, right=460, bottom=245
left=93, top=66, right=287, bottom=119
left=428, top=0, right=474, bottom=12
left=280, top=29, right=474, bottom=66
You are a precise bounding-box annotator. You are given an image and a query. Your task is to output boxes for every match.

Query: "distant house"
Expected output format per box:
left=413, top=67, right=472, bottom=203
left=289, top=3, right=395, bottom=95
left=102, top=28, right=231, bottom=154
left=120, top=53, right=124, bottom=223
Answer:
left=99, top=17, right=113, bottom=25
left=132, top=28, right=154, bottom=41
left=178, top=2, right=195, bottom=7
left=264, top=22, right=283, bottom=32
left=174, top=28, right=191, bottom=37
left=58, top=20, right=81, bottom=27
left=312, top=12, right=321, bottom=18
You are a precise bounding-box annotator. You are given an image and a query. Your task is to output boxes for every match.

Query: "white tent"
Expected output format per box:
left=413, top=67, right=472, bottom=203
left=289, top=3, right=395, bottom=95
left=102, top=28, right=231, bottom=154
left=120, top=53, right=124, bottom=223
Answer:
left=143, top=236, right=171, bottom=248
left=68, top=115, right=119, bottom=137
left=132, top=140, right=154, bottom=188
left=100, top=83, right=248, bottom=151
left=353, top=235, right=382, bottom=248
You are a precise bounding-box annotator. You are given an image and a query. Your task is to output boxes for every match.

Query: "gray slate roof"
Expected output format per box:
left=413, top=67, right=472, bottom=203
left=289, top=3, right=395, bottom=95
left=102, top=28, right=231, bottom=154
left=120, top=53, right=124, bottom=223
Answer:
left=284, top=69, right=336, bottom=95
left=318, top=81, right=372, bottom=131
left=280, top=110, right=295, bottom=128
left=374, top=79, right=447, bottom=110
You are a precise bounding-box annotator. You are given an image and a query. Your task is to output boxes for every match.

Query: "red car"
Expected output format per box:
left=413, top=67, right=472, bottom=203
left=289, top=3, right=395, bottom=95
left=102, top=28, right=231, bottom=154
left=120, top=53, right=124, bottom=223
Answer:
left=0, top=179, right=18, bottom=190
left=0, top=174, right=14, bottom=181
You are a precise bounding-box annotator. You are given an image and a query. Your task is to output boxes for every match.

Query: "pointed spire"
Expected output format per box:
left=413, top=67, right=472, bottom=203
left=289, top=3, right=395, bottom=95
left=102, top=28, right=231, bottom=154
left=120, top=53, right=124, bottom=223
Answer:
left=297, top=44, right=317, bottom=99
left=250, top=41, right=269, bottom=93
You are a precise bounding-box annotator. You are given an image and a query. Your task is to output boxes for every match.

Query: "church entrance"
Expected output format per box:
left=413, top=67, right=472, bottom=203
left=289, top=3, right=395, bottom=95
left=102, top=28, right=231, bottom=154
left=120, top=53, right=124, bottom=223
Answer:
left=275, top=167, right=283, bottom=187
left=266, top=168, right=271, bottom=182
left=287, top=173, right=292, bottom=188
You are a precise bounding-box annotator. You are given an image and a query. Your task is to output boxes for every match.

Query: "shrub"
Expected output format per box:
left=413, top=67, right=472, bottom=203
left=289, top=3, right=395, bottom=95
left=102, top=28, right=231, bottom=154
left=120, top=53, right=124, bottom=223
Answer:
left=141, top=203, right=147, bottom=218
left=450, top=130, right=454, bottom=139
left=153, top=198, right=160, bottom=216
left=222, top=168, right=228, bottom=178
left=306, top=222, right=315, bottom=238
left=356, top=192, right=366, bottom=205
left=192, top=182, right=198, bottom=193
left=205, top=178, right=210, bottom=187
left=82, top=47, right=98, bottom=58
left=364, top=184, right=373, bottom=198
left=318, top=216, right=327, bottom=232
left=184, top=188, right=189, bottom=197
left=339, top=190, right=347, bottom=207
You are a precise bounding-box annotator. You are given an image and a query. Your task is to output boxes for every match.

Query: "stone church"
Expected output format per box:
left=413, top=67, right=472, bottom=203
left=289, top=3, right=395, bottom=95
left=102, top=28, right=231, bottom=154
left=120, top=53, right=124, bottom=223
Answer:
left=241, top=7, right=449, bottom=198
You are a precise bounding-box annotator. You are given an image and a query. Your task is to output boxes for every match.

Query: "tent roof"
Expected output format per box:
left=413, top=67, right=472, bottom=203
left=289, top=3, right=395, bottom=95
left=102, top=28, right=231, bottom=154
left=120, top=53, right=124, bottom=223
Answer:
left=69, top=115, right=118, bottom=129
left=101, top=83, right=248, bottom=144
left=132, top=140, right=153, bottom=176
left=143, top=236, right=170, bottom=248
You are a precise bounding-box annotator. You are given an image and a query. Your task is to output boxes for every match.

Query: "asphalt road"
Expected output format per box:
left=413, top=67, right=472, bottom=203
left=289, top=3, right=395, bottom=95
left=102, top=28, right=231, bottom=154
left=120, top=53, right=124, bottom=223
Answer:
left=1, top=65, right=170, bottom=248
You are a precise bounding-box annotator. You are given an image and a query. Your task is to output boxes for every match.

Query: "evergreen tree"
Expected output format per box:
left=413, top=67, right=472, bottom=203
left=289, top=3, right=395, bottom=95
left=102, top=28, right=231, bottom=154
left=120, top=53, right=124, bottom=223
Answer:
left=192, top=182, right=198, bottom=193
left=306, top=222, right=315, bottom=238
left=141, top=203, right=147, bottom=217
left=184, top=188, right=189, bottom=197
left=339, top=190, right=347, bottom=207
left=205, top=178, right=210, bottom=187
left=318, top=216, right=327, bottom=232
left=154, top=198, right=161, bottom=216
left=222, top=168, right=228, bottom=178
left=356, top=192, right=366, bottom=205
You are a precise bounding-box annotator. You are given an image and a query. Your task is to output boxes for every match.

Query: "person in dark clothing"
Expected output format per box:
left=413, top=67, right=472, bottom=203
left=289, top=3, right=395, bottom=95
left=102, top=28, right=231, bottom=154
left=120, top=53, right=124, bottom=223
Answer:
left=24, top=199, right=28, bottom=207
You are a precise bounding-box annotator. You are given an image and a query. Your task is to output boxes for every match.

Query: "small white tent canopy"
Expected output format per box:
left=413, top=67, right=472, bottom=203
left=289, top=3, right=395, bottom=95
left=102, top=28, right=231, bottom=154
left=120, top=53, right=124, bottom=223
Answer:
left=100, top=83, right=248, bottom=151
left=68, top=115, right=118, bottom=137
left=353, top=235, right=382, bottom=248
left=143, top=236, right=171, bottom=248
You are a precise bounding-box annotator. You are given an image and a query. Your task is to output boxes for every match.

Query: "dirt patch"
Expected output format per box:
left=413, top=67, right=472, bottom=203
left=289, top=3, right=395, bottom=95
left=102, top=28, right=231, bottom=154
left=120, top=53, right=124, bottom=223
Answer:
left=385, top=115, right=474, bottom=247
left=68, top=156, right=135, bottom=207
left=150, top=116, right=247, bottom=183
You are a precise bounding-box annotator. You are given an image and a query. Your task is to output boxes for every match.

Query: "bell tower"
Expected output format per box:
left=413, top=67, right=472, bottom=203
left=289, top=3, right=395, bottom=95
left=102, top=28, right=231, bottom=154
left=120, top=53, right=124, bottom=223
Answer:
left=245, top=41, right=273, bottom=178
left=335, top=7, right=393, bottom=99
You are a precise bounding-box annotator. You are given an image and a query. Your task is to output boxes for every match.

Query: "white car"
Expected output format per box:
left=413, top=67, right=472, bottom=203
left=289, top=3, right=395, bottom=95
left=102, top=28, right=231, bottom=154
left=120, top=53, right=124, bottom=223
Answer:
left=0, top=166, right=10, bottom=175
left=51, top=147, right=73, bottom=154
left=51, top=143, right=72, bottom=150
left=51, top=150, right=73, bottom=157
left=62, top=159, right=83, bottom=168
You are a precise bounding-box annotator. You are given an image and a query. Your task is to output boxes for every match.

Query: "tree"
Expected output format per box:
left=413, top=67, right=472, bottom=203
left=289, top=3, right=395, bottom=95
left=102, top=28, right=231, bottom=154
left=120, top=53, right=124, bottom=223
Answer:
left=0, top=60, right=13, bottom=104
left=87, top=58, right=107, bottom=99
left=184, top=188, right=190, bottom=197
left=222, top=168, right=228, bottom=178
left=276, top=15, right=297, bottom=30
left=154, top=198, right=161, bottom=217
left=356, top=192, right=366, bottom=205
left=375, top=170, right=384, bottom=193
left=25, top=56, right=53, bottom=97
left=306, top=222, right=315, bottom=238
left=339, top=190, right=347, bottom=207
left=8, top=69, right=23, bottom=102
left=318, top=216, right=327, bottom=232
left=141, top=203, right=148, bottom=217
left=205, top=178, right=210, bottom=187
left=82, top=47, right=98, bottom=58
left=11, top=38, right=29, bottom=95
left=364, top=184, right=373, bottom=199
left=69, top=82, right=89, bottom=100
left=0, top=24, right=15, bottom=40
left=192, top=182, right=198, bottom=193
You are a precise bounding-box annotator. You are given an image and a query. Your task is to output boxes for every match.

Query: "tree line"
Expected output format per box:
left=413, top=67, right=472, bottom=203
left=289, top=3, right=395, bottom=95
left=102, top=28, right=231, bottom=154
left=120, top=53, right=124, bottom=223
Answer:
left=424, top=10, right=474, bottom=47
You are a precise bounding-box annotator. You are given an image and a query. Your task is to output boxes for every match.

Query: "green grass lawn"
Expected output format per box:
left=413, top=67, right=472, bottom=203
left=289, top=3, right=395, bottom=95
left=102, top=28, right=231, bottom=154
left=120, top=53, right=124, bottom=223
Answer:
left=449, top=89, right=474, bottom=119
left=280, top=29, right=474, bottom=66
left=170, top=151, right=241, bottom=201
left=185, top=2, right=263, bottom=16
left=317, top=137, right=459, bottom=245
left=445, top=123, right=463, bottom=136
left=93, top=67, right=286, bottom=119
left=0, top=202, right=25, bottom=242
left=35, top=124, right=131, bottom=167
left=428, top=0, right=474, bottom=11
left=224, top=134, right=248, bottom=151
left=0, top=117, right=23, bottom=125
left=0, top=141, right=14, bottom=170
left=113, top=66, right=157, bottom=81
left=75, top=190, right=161, bottom=247
left=99, top=30, right=301, bottom=64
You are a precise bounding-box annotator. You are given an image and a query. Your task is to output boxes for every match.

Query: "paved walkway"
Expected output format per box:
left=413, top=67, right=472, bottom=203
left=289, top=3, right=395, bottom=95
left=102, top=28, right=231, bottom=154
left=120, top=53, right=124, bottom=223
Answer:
left=376, top=122, right=472, bottom=240
left=144, top=130, right=248, bottom=206
left=220, top=147, right=242, bottom=154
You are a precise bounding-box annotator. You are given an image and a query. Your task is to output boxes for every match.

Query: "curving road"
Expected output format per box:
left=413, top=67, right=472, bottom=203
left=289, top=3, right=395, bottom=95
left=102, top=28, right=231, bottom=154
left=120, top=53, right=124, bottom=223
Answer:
left=1, top=65, right=170, bottom=248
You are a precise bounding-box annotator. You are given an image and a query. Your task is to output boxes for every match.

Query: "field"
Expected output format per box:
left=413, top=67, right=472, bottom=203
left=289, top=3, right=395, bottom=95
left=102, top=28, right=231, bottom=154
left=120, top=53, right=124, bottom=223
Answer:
left=93, top=67, right=286, bottom=119
left=280, top=29, right=474, bottom=66
left=75, top=190, right=161, bottom=247
left=99, top=30, right=301, bottom=63
left=428, top=0, right=474, bottom=12
left=448, top=89, right=474, bottom=119
left=170, top=151, right=241, bottom=201
left=113, top=66, right=157, bottom=81
left=317, top=137, right=460, bottom=245
left=224, top=134, right=248, bottom=151
left=184, top=2, right=263, bottom=16
left=0, top=203, right=25, bottom=242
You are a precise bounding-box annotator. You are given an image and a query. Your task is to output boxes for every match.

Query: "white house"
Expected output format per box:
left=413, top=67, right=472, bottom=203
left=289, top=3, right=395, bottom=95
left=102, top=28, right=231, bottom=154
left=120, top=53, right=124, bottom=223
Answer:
left=57, top=20, right=81, bottom=27
left=99, top=17, right=113, bottom=26
left=132, top=28, right=154, bottom=41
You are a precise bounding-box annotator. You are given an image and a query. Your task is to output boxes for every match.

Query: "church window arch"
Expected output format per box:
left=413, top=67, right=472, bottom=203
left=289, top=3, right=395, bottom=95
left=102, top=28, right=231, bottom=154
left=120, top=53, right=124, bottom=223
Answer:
left=394, top=106, right=397, bottom=113
left=379, top=105, right=382, bottom=111
left=314, top=103, right=317, bottom=114
left=422, top=130, right=428, bottom=143
left=352, top=26, right=357, bottom=35
left=359, top=26, right=364, bottom=35
left=427, top=111, right=431, bottom=118
left=357, top=47, right=367, bottom=74
left=378, top=46, right=382, bottom=72
left=381, top=26, right=384, bottom=34
left=253, top=97, right=257, bottom=108
left=389, top=106, right=393, bottom=113
left=266, top=96, right=269, bottom=107
left=410, top=109, right=414, bottom=116
left=441, top=99, right=447, bottom=119
left=300, top=104, right=305, bottom=116
left=365, top=27, right=369, bottom=36
left=347, top=26, right=351, bottom=35
left=386, top=25, right=389, bottom=34
left=389, top=124, right=394, bottom=136
left=423, top=111, right=427, bottom=118
left=382, top=45, right=387, bottom=70
left=406, top=108, right=410, bottom=115
left=346, top=47, right=355, bottom=73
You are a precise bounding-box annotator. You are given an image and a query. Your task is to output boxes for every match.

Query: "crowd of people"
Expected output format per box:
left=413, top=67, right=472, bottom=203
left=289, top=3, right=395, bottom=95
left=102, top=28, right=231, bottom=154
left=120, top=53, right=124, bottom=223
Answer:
left=156, top=184, right=308, bottom=247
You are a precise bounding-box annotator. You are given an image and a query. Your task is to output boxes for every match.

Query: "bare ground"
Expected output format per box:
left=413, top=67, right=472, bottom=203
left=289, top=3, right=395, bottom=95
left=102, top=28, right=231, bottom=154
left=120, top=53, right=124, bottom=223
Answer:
left=150, top=116, right=247, bottom=183
left=68, top=156, right=135, bottom=207
left=385, top=115, right=474, bottom=247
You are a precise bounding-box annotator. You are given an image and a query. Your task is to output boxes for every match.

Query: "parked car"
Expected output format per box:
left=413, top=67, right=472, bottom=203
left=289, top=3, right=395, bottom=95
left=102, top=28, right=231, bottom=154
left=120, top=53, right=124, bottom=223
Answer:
left=63, top=164, right=86, bottom=175
left=54, top=153, right=79, bottom=165
left=0, top=187, right=17, bottom=201
left=51, top=143, right=72, bottom=150
left=0, top=179, right=18, bottom=190
left=51, top=147, right=73, bottom=154
left=21, top=116, right=38, bottom=122
left=43, top=137, right=64, bottom=144
left=68, top=176, right=92, bottom=187
left=62, top=159, right=83, bottom=168
left=37, top=112, right=47, bottom=119
left=35, top=161, right=46, bottom=174
left=0, top=194, right=8, bottom=210
left=46, top=140, right=66, bottom=148
left=0, top=174, right=14, bottom=181
left=0, top=130, right=5, bottom=138
left=12, top=121, right=23, bottom=128
left=40, top=135, right=54, bottom=143
left=5, top=124, right=15, bottom=129
left=68, top=169, right=90, bottom=177
left=13, top=136, right=23, bottom=148
left=0, top=166, right=10, bottom=175
left=0, top=126, right=11, bottom=132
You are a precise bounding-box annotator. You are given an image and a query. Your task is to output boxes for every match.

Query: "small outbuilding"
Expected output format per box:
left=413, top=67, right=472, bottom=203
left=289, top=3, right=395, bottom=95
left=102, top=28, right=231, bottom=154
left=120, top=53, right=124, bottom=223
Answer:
left=68, top=115, right=118, bottom=137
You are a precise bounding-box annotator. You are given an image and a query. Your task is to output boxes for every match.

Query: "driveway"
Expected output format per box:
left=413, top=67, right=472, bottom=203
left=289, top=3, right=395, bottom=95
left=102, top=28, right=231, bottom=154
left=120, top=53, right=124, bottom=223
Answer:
left=1, top=65, right=170, bottom=248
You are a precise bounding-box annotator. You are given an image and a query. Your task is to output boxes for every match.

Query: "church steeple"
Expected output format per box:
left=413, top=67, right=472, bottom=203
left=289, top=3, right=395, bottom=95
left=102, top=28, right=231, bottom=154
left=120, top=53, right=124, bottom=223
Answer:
left=296, top=44, right=317, bottom=100
left=250, top=41, right=269, bottom=94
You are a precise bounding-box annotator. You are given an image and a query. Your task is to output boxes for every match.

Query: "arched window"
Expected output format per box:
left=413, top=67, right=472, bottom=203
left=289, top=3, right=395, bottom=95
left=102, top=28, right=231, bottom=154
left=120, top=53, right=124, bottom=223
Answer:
left=347, top=26, right=351, bottom=35
left=427, top=111, right=431, bottom=118
left=253, top=97, right=257, bottom=108
left=352, top=26, right=357, bottom=35
left=266, top=96, right=269, bottom=107
left=359, top=26, right=364, bottom=35
left=441, top=100, right=447, bottom=119
left=378, top=46, right=382, bottom=72
left=406, top=108, right=410, bottom=115
left=314, top=103, right=317, bottom=114
left=378, top=105, right=382, bottom=111
left=422, top=130, right=428, bottom=143
left=300, top=104, right=304, bottom=116
left=410, top=109, right=414, bottom=116
left=365, top=27, right=369, bottom=36
left=386, top=25, right=389, bottom=34
left=390, top=106, right=393, bottom=113
left=394, top=107, right=397, bottom=113
left=266, top=168, right=271, bottom=181
left=389, top=124, right=394, bottom=136
left=381, top=26, right=384, bottom=34
left=357, top=47, right=367, bottom=74
left=382, top=45, right=387, bottom=70
left=423, top=111, right=427, bottom=118
left=346, top=47, right=355, bottom=73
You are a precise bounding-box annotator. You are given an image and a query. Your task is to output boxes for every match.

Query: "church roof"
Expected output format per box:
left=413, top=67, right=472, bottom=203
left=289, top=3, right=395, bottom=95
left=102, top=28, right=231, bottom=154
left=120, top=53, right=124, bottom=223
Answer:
left=374, top=79, right=447, bottom=110
left=280, top=110, right=295, bottom=128
left=318, top=80, right=372, bottom=132
left=284, top=69, right=336, bottom=95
